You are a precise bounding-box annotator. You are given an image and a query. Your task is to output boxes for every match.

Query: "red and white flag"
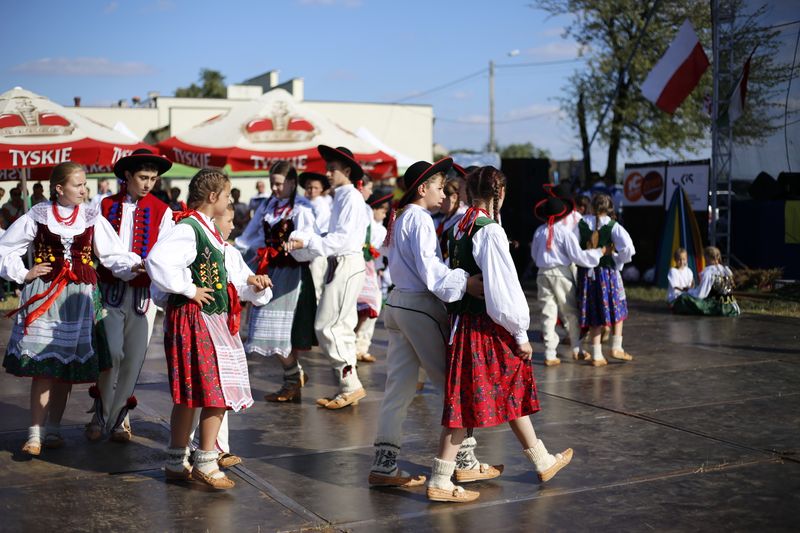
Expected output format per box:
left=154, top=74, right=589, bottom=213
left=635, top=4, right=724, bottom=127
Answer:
left=728, top=53, right=752, bottom=123
left=641, top=20, right=710, bottom=114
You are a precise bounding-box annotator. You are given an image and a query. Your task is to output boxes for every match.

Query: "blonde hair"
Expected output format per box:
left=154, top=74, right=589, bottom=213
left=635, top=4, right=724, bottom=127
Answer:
left=49, top=161, right=84, bottom=202
left=673, top=247, right=687, bottom=262
left=591, top=193, right=614, bottom=216
left=704, top=246, right=722, bottom=264
left=187, top=168, right=230, bottom=209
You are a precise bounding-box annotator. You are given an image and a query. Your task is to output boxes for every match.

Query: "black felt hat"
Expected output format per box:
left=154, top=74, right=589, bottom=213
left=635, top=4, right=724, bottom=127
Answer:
left=113, top=148, right=172, bottom=179
left=402, top=158, right=453, bottom=193
left=534, top=196, right=569, bottom=222
left=317, top=145, right=364, bottom=181
left=298, top=171, right=330, bottom=191
left=368, top=192, right=393, bottom=208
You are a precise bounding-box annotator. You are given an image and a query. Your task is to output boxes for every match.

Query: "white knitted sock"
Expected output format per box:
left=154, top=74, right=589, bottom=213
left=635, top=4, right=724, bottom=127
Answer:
left=165, top=447, right=190, bottom=473
left=612, top=335, right=623, bottom=352
left=428, top=458, right=456, bottom=490
left=523, top=439, right=556, bottom=472
left=371, top=442, right=400, bottom=475
left=592, top=343, right=604, bottom=361
left=195, top=450, right=224, bottom=479
left=455, top=437, right=480, bottom=470
left=27, top=425, right=43, bottom=444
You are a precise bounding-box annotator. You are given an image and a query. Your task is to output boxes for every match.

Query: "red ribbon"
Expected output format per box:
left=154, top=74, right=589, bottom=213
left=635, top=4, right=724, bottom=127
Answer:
left=456, top=207, right=491, bottom=238
left=6, top=263, right=80, bottom=333
left=254, top=246, right=279, bottom=275
left=368, top=245, right=380, bottom=259
left=226, top=282, right=242, bottom=335
left=172, top=209, right=196, bottom=223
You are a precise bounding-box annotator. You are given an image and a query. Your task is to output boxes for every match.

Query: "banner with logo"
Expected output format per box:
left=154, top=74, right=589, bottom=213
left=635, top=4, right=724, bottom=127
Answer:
left=665, top=160, right=709, bottom=211
left=623, top=163, right=667, bottom=207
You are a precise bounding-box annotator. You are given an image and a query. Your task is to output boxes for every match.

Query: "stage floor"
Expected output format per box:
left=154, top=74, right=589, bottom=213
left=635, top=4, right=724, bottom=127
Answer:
left=1, top=296, right=798, bottom=532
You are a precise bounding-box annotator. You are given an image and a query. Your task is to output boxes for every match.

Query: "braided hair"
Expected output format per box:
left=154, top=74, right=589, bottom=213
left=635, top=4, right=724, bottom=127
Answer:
left=464, top=166, right=506, bottom=221
left=187, top=168, right=230, bottom=209
left=269, top=161, right=298, bottom=209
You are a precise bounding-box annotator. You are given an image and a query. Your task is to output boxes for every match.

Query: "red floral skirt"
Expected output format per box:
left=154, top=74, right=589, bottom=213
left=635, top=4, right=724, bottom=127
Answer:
left=164, top=303, right=226, bottom=408
left=442, top=313, right=540, bottom=429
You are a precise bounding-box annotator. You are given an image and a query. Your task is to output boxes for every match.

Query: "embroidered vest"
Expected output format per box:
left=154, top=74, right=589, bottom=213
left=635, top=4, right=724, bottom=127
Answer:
left=98, top=193, right=169, bottom=287
left=168, top=217, right=229, bottom=315
left=262, top=214, right=302, bottom=269
left=578, top=218, right=616, bottom=269
left=446, top=216, right=495, bottom=316
left=32, top=224, right=97, bottom=285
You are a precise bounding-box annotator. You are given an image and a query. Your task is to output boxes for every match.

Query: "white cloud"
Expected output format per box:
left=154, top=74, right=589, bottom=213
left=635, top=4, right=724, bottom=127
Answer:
left=523, top=40, right=582, bottom=60
left=104, top=1, right=119, bottom=13
left=12, top=57, right=156, bottom=77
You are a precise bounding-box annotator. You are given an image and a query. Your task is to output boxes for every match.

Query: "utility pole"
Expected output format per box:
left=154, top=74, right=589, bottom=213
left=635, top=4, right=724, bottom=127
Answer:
left=489, top=60, right=496, bottom=153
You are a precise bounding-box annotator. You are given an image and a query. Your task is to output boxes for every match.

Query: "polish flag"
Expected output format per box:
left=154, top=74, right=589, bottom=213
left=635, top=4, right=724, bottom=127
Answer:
left=641, top=20, right=710, bottom=114
left=728, top=53, right=752, bottom=123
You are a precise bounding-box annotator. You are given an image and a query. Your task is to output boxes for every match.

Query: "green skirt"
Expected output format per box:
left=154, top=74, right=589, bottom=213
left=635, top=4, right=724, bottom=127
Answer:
left=672, top=293, right=740, bottom=317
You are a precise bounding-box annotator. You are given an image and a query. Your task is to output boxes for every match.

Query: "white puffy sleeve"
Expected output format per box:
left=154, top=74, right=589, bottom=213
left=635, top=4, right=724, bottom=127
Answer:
left=289, top=205, right=318, bottom=263
left=304, top=191, right=362, bottom=258
left=93, top=216, right=140, bottom=281
left=473, top=224, right=530, bottom=346
left=0, top=213, right=37, bottom=284
left=410, top=215, right=468, bottom=302
left=611, top=223, right=635, bottom=271
left=224, top=245, right=272, bottom=306
left=561, top=227, right=604, bottom=268
left=234, top=200, right=268, bottom=253
left=159, top=207, right=175, bottom=234
left=688, top=267, right=714, bottom=299
left=145, top=223, right=198, bottom=299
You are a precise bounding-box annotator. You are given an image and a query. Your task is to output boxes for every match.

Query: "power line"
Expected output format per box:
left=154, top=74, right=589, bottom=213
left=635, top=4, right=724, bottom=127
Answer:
left=393, top=68, right=487, bottom=103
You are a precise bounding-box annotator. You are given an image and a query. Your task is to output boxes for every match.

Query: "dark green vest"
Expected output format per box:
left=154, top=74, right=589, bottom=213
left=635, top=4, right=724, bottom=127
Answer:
left=362, top=223, right=374, bottom=262
left=168, top=217, right=229, bottom=315
left=446, top=216, right=495, bottom=315
left=578, top=217, right=616, bottom=269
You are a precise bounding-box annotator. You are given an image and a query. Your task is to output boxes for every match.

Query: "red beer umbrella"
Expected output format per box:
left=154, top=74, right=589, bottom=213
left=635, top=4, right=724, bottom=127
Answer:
left=157, top=88, right=398, bottom=179
left=0, top=87, right=151, bottom=207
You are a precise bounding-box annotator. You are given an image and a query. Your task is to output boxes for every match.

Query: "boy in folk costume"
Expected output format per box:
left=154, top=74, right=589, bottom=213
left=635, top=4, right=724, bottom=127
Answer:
left=244, top=162, right=318, bottom=403
left=531, top=196, right=604, bottom=366
left=369, top=159, right=499, bottom=489
left=0, top=162, right=141, bottom=456
left=146, top=168, right=270, bottom=489
left=288, top=146, right=370, bottom=410
left=300, top=172, right=332, bottom=303
left=355, top=192, right=392, bottom=363
left=86, top=149, right=175, bottom=442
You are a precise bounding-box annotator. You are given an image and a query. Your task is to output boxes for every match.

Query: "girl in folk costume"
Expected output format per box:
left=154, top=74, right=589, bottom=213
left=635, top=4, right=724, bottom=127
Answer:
left=435, top=175, right=468, bottom=260
left=428, top=166, right=572, bottom=503
left=370, top=159, right=497, bottom=490
left=531, top=196, right=604, bottom=367
left=575, top=193, right=636, bottom=366
left=355, top=192, right=392, bottom=363
left=245, top=162, right=318, bottom=403
left=672, top=246, right=740, bottom=316
left=287, top=145, right=370, bottom=410
left=300, top=172, right=332, bottom=303
left=0, top=162, right=141, bottom=456
left=145, top=168, right=269, bottom=490
left=88, top=149, right=175, bottom=443
left=666, top=247, right=695, bottom=307
left=184, top=204, right=273, bottom=470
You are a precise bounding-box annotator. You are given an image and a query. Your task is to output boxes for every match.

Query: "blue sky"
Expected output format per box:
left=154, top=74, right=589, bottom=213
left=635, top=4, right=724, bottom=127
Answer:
left=2, top=0, right=798, bottom=177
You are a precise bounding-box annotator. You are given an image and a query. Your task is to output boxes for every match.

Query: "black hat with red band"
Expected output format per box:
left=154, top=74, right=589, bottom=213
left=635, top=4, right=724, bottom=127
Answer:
left=398, top=157, right=453, bottom=207
left=317, top=145, right=364, bottom=181
left=299, top=171, right=331, bottom=191
left=113, top=148, right=172, bottom=179
left=368, top=192, right=394, bottom=208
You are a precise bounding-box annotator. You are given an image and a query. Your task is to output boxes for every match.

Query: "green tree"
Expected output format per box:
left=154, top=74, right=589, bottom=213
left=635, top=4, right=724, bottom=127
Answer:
left=535, top=0, right=794, bottom=182
left=175, top=69, right=227, bottom=98
left=499, top=142, right=551, bottom=159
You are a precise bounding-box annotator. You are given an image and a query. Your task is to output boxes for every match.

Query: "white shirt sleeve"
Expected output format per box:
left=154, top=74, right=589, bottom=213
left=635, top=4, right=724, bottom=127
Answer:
left=611, top=223, right=635, bottom=270
left=561, top=227, right=604, bottom=268
left=145, top=223, right=198, bottom=299
left=689, top=266, right=715, bottom=299
left=0, top=213, right=37, bottom=284
left=411, top=219, right=469, bottom=303
left=289, top=205, right=319, bottom=263
left=92, top=216, right=140, bottom=281
left=305, top=190, right=362, bottom=258
left=224, top=245, right=272, bottom=306
left=159, top=207, right=175, bottom=234
left=473, top=224, right=530, bottom=346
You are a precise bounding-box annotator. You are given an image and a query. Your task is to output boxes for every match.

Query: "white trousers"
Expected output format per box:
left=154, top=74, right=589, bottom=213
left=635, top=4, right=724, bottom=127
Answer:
left=189, top=410, right=230, bottom=453
left=376, top=291, right=449, bottom=447
left=537, top=265, right=581, bottom=358
left=309, top=256, right=327, bottom=303
left=96, top=285, right=157, bottom=432
left=355, top=317, right=377, bottom=355
left=314, top=254, right=366, bottom=392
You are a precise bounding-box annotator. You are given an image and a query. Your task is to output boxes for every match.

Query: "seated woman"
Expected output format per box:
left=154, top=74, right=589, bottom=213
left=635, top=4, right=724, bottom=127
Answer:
left=672, top=246, right=740, bottom=317
left=666, top=247, right=694, bottom=306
